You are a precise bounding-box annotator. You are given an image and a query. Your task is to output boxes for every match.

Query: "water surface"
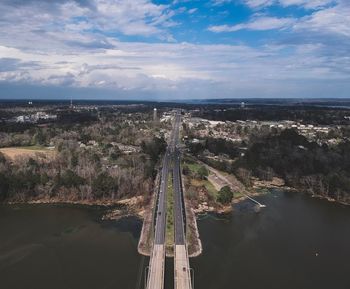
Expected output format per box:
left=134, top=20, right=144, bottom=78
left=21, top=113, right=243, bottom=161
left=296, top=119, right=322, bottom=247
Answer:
left=0, top=205, right=143, bottom=289
left=192, top=191, right=350, bottom=289
left=1, top=192, right=349, bottom=289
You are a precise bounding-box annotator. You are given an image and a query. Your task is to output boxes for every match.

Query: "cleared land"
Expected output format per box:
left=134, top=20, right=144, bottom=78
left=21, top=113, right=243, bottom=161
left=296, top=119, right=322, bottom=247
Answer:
left=0, top=146, right=55, bottom=160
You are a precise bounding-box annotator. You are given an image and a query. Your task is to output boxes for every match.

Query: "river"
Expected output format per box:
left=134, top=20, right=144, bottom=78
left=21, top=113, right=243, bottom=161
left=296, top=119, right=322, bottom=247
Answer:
left=0, top=190, right=349, bottom=289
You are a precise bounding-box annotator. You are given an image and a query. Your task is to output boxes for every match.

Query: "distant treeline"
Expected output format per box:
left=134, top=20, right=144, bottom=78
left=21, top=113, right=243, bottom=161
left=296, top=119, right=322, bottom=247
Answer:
left=196, top=106, right=350, bottom=125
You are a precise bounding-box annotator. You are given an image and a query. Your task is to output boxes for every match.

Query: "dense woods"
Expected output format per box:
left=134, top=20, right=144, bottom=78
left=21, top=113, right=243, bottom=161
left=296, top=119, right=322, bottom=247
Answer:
left=0, top=109, right=168, bottom=203
left=188, top=137, right=240, bottom=159
left=237, top=130, right=350, bottom=203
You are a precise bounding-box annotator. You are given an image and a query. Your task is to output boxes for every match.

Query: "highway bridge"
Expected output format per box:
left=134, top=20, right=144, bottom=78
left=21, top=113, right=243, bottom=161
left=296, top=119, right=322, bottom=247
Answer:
left=173, top=146, right=192, bottom=289
left=145, top=112, right=193, bottom=289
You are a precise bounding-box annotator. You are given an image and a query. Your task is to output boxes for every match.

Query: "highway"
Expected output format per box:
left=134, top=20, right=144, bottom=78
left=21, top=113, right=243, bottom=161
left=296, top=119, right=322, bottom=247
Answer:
left=145, top=112, right=192, bottom=289
left=145, top=113, right=179, bottom=289
left=173, top=113, right=193, bottom=289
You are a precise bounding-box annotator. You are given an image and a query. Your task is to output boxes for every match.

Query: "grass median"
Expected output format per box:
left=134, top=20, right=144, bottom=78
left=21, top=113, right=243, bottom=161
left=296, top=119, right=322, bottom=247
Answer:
left=165, top=171, right=174, bottom=252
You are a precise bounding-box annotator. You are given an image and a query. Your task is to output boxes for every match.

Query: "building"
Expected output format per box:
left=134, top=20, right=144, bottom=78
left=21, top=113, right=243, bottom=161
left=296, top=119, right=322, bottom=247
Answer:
left=153, top=108, right=158, bottom=122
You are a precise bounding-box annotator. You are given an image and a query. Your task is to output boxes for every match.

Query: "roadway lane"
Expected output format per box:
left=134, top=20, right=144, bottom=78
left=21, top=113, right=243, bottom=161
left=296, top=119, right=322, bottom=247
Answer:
left=172, top=112, right=193, bottom=289
left=173, top=149, right=185, bottom=245
left=146, top=113, right=179, bottom=289
left=154, top=113, right=178, bottom=244
left=154, top=151, right=170, bottom=245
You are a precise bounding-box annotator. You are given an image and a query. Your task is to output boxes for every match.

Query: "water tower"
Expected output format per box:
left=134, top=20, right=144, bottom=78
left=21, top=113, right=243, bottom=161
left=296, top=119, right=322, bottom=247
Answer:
left=153, top=108, right=158, bottom=122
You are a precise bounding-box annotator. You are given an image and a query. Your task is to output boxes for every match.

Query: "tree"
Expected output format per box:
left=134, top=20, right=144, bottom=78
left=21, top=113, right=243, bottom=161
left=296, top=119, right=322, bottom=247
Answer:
left=33, top=129, right=45, bottom=145
left=70, top=154, right=79, bottom=167
left=217, top=185, right=233, bottom=204
left=0, top=173, right=9, bottom=200
left=109, top=147, right=121, bottom=161
left=182, top=165, right=190, bottom=176
left=59, top=169, right=85, bottom=188
left=197, top=166, right=209, bottom=180
left=0, top=152, right=6, bottom=164
left=141, top=136, right=166, bottom=162
left=92, top=172, right=117, bottom=199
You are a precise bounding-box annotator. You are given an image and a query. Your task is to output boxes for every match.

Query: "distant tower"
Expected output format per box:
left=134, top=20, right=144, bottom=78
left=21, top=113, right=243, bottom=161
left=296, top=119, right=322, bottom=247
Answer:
left=153, top=108, right=158, bottom=122
left=70, top=97, right=73, bottom=109
left=241, top=102, right=245, bottom=109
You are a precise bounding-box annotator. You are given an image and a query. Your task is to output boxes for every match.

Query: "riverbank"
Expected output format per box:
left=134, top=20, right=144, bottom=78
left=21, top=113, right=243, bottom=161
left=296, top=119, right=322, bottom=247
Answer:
left=252, top=176, right=350, bottom=206
left=4, top=194, right=150, bottom=221
left=183, top=178, right=202, bottom=258
left=137, top=173, right=160, bottom=256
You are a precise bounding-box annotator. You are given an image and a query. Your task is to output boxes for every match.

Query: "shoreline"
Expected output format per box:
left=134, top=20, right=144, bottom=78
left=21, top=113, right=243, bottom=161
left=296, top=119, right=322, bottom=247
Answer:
left=137, top=173, right=160, bottom=257
left=183, top=177, right=203, bottom=258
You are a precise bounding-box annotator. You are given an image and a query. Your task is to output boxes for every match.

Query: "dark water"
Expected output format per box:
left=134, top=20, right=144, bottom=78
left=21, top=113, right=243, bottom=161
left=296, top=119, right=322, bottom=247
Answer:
left=192, top=191, right=350, bottom=289
left=0, top=205, right=144, bottom=289
left=0, top=192, right=349, bottom=289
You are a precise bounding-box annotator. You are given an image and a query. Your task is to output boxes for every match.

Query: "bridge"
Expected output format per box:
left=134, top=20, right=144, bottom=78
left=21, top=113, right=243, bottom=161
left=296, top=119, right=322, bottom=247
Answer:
left=145, top=112, right=193, bottom=289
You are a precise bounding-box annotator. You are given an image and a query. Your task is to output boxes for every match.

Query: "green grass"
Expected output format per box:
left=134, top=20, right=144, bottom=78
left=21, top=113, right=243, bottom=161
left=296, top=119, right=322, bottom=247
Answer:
left=185, top=160, right=219, bottom=197
left=18, top=145, right=49, bottom=151
left=165, top=173, right=174, bottom=248
left=233, top=191, right=245, bottom=198
left=186, top=162, right=202, bottom=173
left=203, top=180, right=217, bottom=197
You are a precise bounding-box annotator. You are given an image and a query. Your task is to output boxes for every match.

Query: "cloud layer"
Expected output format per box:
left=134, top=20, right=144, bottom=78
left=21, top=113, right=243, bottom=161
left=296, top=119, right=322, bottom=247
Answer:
left=0, top=0, right=349, bottom=99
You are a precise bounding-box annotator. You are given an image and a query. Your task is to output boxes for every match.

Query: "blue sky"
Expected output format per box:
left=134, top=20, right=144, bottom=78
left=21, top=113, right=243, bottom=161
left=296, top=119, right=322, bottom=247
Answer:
left=0, top=0, right=349, bottom=99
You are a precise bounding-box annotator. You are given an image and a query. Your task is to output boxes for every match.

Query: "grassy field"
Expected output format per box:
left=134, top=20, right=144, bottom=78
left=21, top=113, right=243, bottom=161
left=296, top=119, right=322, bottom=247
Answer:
left=186, top=162, right=202, bottom=173
left=165, top=172, right=174, bottom=249
left=190, top=178, right=217, bottom=197
left=0, top=146, right=55, bottom=160
left=183, top=160, right=219, bottom=198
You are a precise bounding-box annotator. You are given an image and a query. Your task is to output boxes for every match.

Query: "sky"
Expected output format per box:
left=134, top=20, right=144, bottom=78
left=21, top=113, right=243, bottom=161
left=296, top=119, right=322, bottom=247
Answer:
left=0, top=0, right=349, bottom=100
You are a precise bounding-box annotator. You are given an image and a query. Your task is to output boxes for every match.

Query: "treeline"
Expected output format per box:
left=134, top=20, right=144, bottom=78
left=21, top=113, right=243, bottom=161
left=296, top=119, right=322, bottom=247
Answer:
left=196, top=106, right=350, bottom=125
left=0, top=109, right=168, bottom=203
left=236, top=130, right=350, bottom=203
left=0, top=136, right=165, bottom=203
left=188, top=137, right=240, bottom=159
left=0, top=112, right=159, bottom=148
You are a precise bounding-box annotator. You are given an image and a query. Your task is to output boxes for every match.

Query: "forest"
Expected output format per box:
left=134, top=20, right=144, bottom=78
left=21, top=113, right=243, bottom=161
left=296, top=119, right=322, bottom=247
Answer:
left=0, top=109, right=168, bottom=203
left=236, top=130, right=350, bottom=203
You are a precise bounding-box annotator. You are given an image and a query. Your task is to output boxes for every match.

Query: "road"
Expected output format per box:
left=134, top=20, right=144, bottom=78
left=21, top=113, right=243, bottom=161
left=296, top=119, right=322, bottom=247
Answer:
left=172, top=113, right=193, bottom=289
left=145, top=113, right=180, bottom=289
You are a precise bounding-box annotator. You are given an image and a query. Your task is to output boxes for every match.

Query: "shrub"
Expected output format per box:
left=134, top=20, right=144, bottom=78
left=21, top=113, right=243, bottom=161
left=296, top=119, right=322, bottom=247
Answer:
left=217, top=185, right=233, bottom=204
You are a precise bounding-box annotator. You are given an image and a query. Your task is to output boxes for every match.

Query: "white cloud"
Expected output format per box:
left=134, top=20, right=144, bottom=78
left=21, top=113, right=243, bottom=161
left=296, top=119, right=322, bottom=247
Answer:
left=294, top=3, right=350, bottom=37
left=242, top=0, right=335, bottom=9
left=208, top=16, right=295, bottom=32
left=0, top=0, right=176, bottom=46
left=1, top=38, right=348, bottom=93
left=242, top=0, right=274, bottom=8
left=0, top=0, right=349, bottom=99
left=278, top=0, right=334, bottom=9
left=188, top=8, right=198, bottom=14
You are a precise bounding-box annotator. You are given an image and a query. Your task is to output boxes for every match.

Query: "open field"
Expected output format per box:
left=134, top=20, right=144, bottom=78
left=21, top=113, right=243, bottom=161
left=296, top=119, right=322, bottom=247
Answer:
left=190, top=178, right=217, bottom=198
left=0, top=146, right=56, bottom=160
left=183, top=160, right=219, bottom=198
